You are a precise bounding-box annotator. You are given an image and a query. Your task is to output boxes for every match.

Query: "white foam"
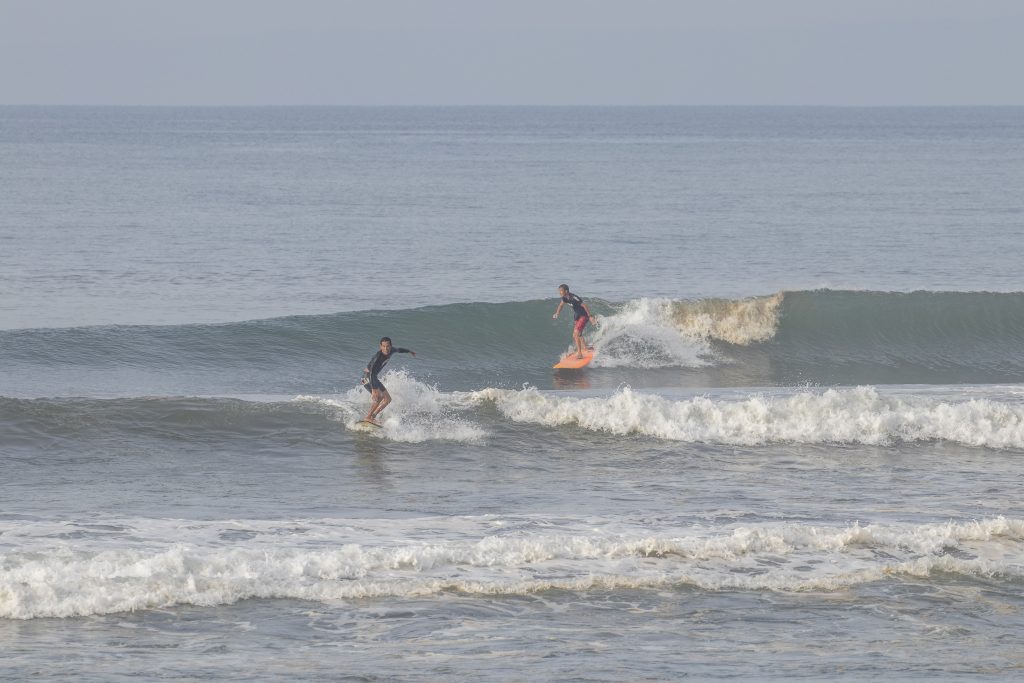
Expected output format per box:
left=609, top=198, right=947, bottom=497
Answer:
left=589, top=294, right=783, bottom=368
left=295, top=370, right=486, bottom=443
left=671, top=292, right=784, bottom=345
left=590, top=298, right=710, bottom=368
left=468, top=385, right=1024, bottom=448
left=1, top=516, right=1020, bottom=619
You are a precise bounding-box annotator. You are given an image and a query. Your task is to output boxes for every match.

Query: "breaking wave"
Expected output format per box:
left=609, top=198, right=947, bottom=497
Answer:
left=2, top=515, right=1019, bottom=619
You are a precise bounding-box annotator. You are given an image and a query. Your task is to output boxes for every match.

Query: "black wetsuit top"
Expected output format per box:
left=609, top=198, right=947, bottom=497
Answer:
left=364, top=348, right=412, bottom=385
left=562, top=293, right=588, bottom=320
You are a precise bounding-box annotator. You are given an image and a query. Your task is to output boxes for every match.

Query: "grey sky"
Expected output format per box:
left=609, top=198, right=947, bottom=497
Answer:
left=2, top=0, right=1021, bottom=105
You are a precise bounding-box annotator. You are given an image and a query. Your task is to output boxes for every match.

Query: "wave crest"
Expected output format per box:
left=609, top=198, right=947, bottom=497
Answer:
left=671, top=292, right=784, bottom=345
left=469, top=385, right=1024, bottom=448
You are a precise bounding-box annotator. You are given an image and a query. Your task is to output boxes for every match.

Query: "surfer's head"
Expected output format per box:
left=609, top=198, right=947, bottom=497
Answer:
left=558, top=284, right=569, bottom=295
left=379, top=337, right=392, bottom=352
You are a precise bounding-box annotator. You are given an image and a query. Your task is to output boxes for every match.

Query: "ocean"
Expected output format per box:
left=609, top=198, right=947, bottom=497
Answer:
left=1, top=106, right=1022, bottom=680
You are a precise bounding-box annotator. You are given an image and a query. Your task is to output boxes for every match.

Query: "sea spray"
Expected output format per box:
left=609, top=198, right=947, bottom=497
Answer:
left=590, top=298, right=712, bottom=368
left=297, top=370, right=487, bottom=443
left=671, top=292, right=784, bottom=345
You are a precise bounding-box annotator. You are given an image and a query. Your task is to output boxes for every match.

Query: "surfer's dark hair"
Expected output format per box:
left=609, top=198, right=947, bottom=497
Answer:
left=380, top=337, right=392, bottom=344
left=559, top=284, right=569, bottom=291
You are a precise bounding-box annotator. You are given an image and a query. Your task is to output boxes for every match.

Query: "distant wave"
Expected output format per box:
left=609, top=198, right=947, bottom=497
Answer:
left=5, top=290, right=1024, bottom=392
left=2, top=515, right=1020, bottom=618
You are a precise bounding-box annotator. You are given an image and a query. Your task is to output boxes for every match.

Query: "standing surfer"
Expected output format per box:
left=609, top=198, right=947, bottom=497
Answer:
left=552, top=284, right=597, bottom=359
left=361, top=337, right=416, bottom=425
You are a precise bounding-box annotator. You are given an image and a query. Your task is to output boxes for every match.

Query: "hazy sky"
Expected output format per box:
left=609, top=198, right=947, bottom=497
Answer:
left=2, top=0, right=1022, bottom=105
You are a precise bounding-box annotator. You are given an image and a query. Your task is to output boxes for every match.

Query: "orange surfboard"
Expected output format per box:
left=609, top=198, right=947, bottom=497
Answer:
left=553, top=347, right=596, bottom=369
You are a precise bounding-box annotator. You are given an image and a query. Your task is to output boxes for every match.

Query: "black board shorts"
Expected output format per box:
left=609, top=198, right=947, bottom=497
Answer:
left=362, top=377, right=386, bottom=393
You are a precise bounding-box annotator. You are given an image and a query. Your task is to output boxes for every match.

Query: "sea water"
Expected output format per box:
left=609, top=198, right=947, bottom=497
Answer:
left=1, top=106, right=1023, bottom=680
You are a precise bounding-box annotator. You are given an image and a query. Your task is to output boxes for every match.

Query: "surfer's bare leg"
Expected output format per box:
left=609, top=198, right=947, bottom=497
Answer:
left=571, top=316, right=593, bottom=358
left=363, top=400, right=377, bottom=422
left=365, top=388, right=389, bottom=423
left=368, top=390, right=391, bottom=421
left=372, top=393, right=391, bottom=419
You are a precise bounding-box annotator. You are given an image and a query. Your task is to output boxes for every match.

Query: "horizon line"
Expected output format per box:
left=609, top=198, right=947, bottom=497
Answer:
left=2, top=103, right=1023, bottom=108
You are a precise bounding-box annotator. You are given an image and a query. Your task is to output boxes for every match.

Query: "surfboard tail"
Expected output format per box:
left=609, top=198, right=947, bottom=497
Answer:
left=553, top=348, right=596, bottom=369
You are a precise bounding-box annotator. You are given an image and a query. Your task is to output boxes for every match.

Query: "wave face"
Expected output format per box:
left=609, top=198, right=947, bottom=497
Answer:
left=593, top=290, right=1024, bottom=384
left=761, top=290, right=1024, bottom=385
left=4, top=291, right=1024, bottom=396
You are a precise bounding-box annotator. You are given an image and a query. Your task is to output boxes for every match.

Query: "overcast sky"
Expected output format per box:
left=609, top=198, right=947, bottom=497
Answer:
left=2, top=0, right=1022, bottom=106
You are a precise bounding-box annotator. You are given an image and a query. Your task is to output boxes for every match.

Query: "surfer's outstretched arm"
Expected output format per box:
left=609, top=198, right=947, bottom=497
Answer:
left=552, top=301, right=565, bottom=319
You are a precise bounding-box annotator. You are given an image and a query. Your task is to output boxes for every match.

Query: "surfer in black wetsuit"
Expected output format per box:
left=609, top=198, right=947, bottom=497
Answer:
left=552, top=284, right=597, bottom=358
left=361, top=337, right=416, bottom=424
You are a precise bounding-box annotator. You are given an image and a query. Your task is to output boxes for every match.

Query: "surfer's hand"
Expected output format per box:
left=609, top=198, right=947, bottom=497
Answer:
left=411, top=351, right=416, bottom=357
left=552, top=314, right=558, bottom=319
